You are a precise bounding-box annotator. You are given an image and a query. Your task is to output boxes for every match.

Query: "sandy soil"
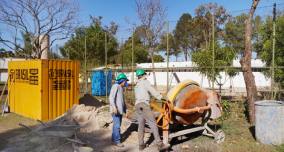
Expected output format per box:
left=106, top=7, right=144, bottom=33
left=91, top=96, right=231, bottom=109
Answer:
left=1, top=101, right=282, bottom=152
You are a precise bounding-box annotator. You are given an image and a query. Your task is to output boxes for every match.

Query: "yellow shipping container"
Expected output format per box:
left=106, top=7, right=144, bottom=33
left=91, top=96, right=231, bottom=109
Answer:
left=8, top=60, right=80, bottom=121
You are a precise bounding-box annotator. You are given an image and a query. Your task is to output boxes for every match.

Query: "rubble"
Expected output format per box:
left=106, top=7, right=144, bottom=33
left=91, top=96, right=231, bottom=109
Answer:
left=2, top=103, right=114, bottom=152
left=65, top=104, right=111, bottom=132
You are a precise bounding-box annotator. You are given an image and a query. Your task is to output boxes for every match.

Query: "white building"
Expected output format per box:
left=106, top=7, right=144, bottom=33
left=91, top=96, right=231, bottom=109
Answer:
left=0, top=58, right=26, bottom=82
left=124, top=59, right=270, bottom=92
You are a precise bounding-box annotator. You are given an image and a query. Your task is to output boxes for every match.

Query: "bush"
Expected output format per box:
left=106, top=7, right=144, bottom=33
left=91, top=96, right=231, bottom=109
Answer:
left=219, top=100, right=231, bottom=120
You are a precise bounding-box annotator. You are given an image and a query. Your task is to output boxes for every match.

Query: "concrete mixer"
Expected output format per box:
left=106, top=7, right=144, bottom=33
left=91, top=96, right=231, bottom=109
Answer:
left=150, top=79, right=225, bottom=145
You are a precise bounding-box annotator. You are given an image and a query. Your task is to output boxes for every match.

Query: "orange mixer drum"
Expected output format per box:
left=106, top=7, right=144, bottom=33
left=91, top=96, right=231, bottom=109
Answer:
left=167, top=80, right=221, bottom=125
left=173, top=85, right=208, bottom=125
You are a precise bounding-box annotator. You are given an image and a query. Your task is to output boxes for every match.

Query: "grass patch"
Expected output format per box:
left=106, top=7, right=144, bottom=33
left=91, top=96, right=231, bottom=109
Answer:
left=274, top=144, right=284, bottom=152
left=215, top=101, right=276, bottom=152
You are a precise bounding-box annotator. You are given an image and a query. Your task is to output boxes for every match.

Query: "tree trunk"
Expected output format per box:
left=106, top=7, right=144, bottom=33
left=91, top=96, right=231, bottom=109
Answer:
left=203, top=31, right=208, bottom=50
left=240, top=0, right=259, bottom=125
left=183, top=49, right=188, bottom=61
left=208, top=78, right=211, bottom=88
left=150, top=48, right=157, bottom=88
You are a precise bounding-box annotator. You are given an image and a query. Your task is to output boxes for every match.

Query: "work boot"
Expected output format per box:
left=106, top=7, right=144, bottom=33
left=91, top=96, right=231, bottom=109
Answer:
left=156, top=142, right=170, bottom=151
left=139, top=144, right=147, bottom=151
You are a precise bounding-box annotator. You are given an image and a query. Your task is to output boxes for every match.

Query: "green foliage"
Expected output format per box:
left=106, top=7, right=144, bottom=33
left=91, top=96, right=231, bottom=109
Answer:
left=192, top=43, right=237, bottom=82
left=13, top=32, right=33, bottom=58
left=195, top=3, right=229, bottom=25
left=117, top=34, right=149, bottom=65
left=0, top=48, right=14, bottom=57
left=219, top=100, right=231, bottom=120
left=171, top=3, right=230, bottom=61
left=117, top=26, right=165, bottom=65
left=60, top=16, right=118, bottom=68
left=153, top=54, right=164, bottom=62
left=224, top=14, right=262, bottom=54
left=190, top=8, right=262, bottom=83
left=256, top=14, right=284, bottom=88
left=275, top=144, right=284, bottom=152
left=159, top=32, right=180, bottom=61
left=174, top=13, right=195, bottom=61
left=48, top=50, right=61, bottom=59
left=194, top=3, right=230, bottom=49
left=224, top=14, right=247, bottom=52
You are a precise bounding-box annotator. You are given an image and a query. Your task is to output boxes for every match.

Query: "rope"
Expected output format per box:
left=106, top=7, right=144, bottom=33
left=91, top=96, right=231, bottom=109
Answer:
left=155, top=101, right=211, bottom=128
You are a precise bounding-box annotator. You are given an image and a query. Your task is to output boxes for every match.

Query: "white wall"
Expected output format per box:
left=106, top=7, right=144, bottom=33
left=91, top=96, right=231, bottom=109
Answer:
left=95, top=59, right=271, bottom=91
left=0, top=58, right=26, bottom=82
left=129, top=59, right=271, bottom=90
left=137, top=59, right=266, bottom=69
left=141, top=71, right=270, bottom=89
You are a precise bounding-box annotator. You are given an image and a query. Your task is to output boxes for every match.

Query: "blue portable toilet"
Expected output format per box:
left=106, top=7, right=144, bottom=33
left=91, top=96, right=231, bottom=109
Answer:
left=91, top=69, right=112, bottom=96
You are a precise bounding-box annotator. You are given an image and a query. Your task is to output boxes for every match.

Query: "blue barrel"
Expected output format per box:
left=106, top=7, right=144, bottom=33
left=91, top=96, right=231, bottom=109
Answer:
left=255, top=100, right=284, bottom=145
left=91, top=70, right=112, bottom=96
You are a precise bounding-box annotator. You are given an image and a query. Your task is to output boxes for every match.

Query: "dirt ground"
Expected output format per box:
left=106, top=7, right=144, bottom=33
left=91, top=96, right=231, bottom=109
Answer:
left=0, top=100, right=284, bottom=152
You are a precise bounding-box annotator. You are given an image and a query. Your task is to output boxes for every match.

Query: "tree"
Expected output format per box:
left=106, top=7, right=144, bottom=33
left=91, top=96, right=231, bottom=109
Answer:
left=174, top=13, right=195, bottom=61
left=135, top=0, right=166, bottom=87
left=48, top=48, right=61, bottom=59
left=240, top=0, right=260, bottom=124
left=153, top=54, right=164, bottom=62
left=224, top=14, right=262, bottom=54
left=159, top=32, right=180, bottom=61
left=224, top=14, right=247, bottom=52
left=190, top=3, right=233, bottom=87
left=192, top=43, right=236, bottom=86
left=0, top=0, right=77, bottom=58
left=60, top=16, right=118, bottom=68
left=117, top=35, right=149, bottom=65
left=257, top=14, right=284, bottom=90
left=0, top=48, right=15, bottom=57
left=118, top=26, right=165, bottom=65
left=13, top=32, right=34, bottom=58
left=194, top=3, right=230, bottom=50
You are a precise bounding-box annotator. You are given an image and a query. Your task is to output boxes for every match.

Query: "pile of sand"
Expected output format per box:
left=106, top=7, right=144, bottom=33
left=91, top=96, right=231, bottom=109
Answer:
left=65, top=104, right=111, bottom=132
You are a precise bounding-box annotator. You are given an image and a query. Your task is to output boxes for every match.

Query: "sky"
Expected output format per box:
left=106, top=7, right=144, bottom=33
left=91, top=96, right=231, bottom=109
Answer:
left=78, top=0, right=284, bottom=41
left=77, top=0, right=284, bottom=61
left=1, top=0, right=284, bottom=61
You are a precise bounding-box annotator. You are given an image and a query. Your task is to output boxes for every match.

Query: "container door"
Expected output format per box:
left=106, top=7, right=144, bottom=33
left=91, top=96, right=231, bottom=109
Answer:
left=8, top=60, right=42, bottom=120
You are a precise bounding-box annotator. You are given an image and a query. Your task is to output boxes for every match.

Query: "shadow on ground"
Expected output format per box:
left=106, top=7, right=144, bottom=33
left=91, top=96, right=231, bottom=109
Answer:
left=0, top=125, right=136, bottom=152
left=249, top=126, right=256, bottom=140
left=0, top=113, right=136, bottom=152
left=0, top=127, right=29, bottom=150
left=168, top=123, right=222, bottom=151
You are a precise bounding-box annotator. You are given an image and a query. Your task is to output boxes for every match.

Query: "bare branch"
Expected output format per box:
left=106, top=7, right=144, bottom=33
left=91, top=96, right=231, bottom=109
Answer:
left=135, top=0, right=166, bottom=48
left=135, top=0, right=167, bottom=87
left=0, top=0, right=78, bottom=58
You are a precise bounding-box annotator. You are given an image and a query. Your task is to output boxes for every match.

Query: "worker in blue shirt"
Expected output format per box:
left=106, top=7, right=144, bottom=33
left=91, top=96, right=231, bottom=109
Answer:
left=109, top=73, right=129, bottom=147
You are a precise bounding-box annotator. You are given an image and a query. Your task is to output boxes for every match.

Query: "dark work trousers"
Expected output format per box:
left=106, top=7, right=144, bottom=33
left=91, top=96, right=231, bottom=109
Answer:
left=135, top=102, right=161, bottom=146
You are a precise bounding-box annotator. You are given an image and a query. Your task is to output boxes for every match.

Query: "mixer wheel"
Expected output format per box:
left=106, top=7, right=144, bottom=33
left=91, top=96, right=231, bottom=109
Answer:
left=214, top=129, right=225, bottom=143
